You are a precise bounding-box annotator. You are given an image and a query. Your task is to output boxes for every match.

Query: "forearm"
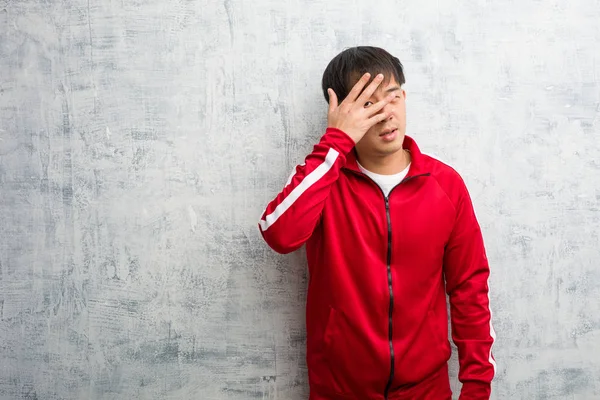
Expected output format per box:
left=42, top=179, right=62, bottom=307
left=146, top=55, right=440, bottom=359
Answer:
left=443, top=180, right=496, bottom=399
left=259, top=127, right=354, bottom=253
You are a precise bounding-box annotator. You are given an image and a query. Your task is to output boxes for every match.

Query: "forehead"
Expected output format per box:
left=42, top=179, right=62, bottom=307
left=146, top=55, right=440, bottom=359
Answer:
left=361, top=75, right=401, bottom=97
left=378, top=76, right=400, bottom=91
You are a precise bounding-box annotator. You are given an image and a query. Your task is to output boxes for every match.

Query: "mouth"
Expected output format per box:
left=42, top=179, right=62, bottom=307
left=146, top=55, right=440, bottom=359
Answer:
left=379, top=128, right=398, bottom=141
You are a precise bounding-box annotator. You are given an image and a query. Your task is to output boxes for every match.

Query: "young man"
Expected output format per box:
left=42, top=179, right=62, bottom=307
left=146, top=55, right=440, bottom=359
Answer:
left=258, top=46, right=495, bottom=400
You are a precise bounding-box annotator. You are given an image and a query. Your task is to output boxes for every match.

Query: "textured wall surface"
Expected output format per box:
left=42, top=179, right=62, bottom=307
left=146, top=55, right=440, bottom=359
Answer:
left=1, top=0, right=599, bottom=399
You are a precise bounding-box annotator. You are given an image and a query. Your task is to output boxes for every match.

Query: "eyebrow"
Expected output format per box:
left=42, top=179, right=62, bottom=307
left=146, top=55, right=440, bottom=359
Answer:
left=359, top=85, right=401, bottom=99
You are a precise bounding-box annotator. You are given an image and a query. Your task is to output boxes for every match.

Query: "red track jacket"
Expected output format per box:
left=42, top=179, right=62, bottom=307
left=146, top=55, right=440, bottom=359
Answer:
left=259, top=128, right=496, bottom=399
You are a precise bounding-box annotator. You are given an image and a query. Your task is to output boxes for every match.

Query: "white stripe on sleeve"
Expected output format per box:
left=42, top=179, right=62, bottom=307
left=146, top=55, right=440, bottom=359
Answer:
left=259, top=148, right=339, bottom=232
left=488, top=284, right=497, bottom=375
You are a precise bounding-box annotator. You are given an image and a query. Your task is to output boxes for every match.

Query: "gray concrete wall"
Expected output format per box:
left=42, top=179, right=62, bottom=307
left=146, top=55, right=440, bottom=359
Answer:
left=1, top=0, right=599, bottom=399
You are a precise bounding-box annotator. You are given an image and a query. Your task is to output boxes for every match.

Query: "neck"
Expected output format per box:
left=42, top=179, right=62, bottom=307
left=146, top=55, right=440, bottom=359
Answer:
left=357, top=148, right=411, bottom=175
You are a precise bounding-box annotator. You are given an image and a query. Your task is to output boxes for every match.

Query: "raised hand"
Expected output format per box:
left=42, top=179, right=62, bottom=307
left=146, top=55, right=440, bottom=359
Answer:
left=327, top=73, right=396, bottom=144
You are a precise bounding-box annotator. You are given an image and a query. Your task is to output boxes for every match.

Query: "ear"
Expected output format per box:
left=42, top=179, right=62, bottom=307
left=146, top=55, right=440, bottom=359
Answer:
left=401, top=88, right=407, bottom=99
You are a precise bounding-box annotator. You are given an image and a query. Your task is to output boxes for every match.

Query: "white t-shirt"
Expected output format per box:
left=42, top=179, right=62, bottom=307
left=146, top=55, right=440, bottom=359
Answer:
left=357, top=162, right=411, bottom=197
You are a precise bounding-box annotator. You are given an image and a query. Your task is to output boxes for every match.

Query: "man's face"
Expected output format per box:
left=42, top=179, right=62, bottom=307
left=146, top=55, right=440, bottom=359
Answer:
left=354, top=75, right=406, bottom=158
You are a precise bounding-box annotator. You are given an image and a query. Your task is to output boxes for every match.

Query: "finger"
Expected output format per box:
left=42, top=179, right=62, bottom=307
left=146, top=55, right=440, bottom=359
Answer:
left=355, top=73, right=385, bottom=107
left=327, top=89, right=338, bottom=113
left=343, top=73, right=371, bottom=104
left=365, top=93, right=395, bottom=117
left=366, top=110, right=391, bottom=126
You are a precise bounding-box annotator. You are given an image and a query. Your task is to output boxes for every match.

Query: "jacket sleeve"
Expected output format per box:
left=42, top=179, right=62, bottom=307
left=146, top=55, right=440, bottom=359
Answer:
left=258, top=127, right=355, bottom=254
left=443, top=178, right=496, bottom=400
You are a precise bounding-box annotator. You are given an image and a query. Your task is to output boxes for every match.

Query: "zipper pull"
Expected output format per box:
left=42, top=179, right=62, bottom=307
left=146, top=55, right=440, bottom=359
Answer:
left=385, top=197, right=390, bottom=210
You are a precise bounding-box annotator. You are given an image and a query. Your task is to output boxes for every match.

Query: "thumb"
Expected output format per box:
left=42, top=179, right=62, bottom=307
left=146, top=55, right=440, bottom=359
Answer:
left=327, top=89, right=338, bottom=113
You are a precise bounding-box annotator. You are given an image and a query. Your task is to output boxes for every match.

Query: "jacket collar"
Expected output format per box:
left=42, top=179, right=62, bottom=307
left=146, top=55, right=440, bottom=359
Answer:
left=343, top=135, right=430, bottom=177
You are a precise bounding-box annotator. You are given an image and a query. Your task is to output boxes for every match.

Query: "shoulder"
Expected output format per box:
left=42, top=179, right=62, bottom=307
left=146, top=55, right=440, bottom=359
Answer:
left=420, top=152, right=469, bottom=205
left=421, top=152, right=464, bottom=183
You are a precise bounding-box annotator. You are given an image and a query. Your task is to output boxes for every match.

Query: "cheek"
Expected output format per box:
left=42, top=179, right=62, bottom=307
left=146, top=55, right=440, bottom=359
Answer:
left=394, top=106, right=406, bottom=123
left=394, top=100, right=406, bottom=114
left=365, top=124, right=379, bottom=136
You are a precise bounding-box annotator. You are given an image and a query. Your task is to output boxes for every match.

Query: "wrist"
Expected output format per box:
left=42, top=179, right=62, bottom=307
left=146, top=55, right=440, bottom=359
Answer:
left=327, top=126, right=359, bottom=144
left=459, top=381, right=491, bottom=400
left=323, top=127, right=357, bottom=154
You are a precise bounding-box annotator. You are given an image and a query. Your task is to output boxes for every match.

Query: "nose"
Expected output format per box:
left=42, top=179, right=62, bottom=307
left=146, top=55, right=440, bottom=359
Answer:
left=379, top=103, right=394, bottom=122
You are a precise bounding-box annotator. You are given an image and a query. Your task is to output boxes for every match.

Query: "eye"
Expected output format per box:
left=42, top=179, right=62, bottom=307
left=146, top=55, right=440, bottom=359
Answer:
left=364, top=101, right=374, bottom=108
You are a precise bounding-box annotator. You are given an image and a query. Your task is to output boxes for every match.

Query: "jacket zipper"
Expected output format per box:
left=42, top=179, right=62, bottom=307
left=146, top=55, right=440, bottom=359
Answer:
left=381, top=173, right=430, bottom=400
left=383, top=195, right=395, bottom=399
left=347, top=168, right=430, bottom=399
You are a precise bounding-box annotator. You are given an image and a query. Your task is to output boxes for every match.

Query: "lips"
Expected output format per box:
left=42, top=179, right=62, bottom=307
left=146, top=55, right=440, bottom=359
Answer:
left=379, top=128, right=398, bottom=142
left=379, top=128, right=397, bottom=137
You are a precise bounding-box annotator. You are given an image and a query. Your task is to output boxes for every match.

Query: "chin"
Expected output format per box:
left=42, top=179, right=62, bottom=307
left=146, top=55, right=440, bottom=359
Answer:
left=376, top=143, right=404, bottom=156
left=386, top=133, right=404, bottom=147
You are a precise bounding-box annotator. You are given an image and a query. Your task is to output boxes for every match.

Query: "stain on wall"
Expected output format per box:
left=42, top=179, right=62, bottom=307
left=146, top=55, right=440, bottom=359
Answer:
left=0, top=0, right=599, bottom=399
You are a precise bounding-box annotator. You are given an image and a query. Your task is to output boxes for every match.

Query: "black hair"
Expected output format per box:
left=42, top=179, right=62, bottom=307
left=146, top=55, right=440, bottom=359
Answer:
left=321, top=46, right=405, bottom=103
